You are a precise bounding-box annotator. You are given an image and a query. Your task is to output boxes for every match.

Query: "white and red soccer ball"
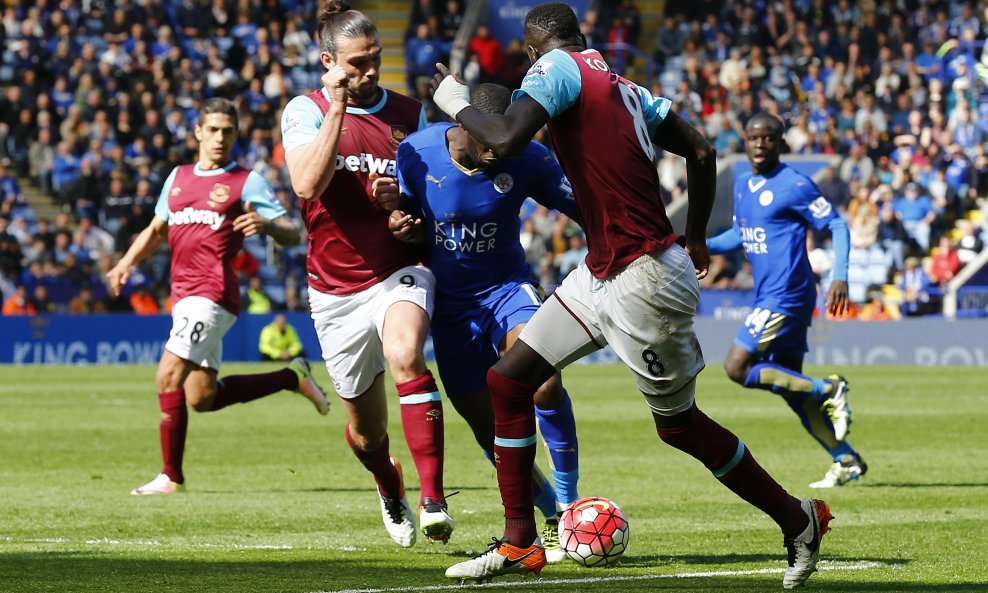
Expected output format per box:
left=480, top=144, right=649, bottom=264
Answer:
left=559, top=496, right=630, bottom=567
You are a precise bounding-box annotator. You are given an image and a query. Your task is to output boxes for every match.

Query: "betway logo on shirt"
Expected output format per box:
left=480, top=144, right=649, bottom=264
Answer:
left=335, top=153, right=396, bottom=176
left=169, top=207, right=226, bottom=231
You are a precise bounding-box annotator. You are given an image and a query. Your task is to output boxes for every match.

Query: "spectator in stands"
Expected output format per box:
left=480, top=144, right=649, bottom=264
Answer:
left=877, top=201, right=909, bottom=272
left=955, top=220, right=984, bottom=265
left=556, top=232, right=588, bottom=277
left=259, top=313, right=305, bottom=361
left=129, top=284, right=161, bottom=315
left=899, top=257, right=932, bottom=317
left=244, top=275, right=273, bottom=314
left=2, top=284, right=35, bottom=316
left=441, top=0, right=463, bottom=42
left=406, top=23, right=450, bottom=95
left=857, top=286, right=899, bottom=321
left=28, top=128, right=55, bottom=197
left=839, top=143, right=874, bottom=186
left=468, top=24, right=504, bottom=84
left=893, top=182, right=936, bottom=252
left=31, top=284, right=57, bottom=314
left=929, top=236, right=961, bottom=285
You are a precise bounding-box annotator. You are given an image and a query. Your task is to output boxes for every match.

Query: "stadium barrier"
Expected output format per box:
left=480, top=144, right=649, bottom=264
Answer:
left=2, top=313, right=986, bottom=367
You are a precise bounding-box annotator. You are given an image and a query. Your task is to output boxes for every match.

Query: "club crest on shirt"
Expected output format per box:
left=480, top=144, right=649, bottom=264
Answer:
left=759, top=190, right=774, bottom=206
left=208, top=183, right=231, bottom=208
left=390, top=126, right=408, bottom=148
left=493, top=173, right=514, bottom=194
left=170, top=186, right=182, bottom=197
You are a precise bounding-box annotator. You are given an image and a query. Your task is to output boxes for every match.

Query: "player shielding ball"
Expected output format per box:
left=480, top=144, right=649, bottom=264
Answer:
left=390, top=83, right=583, bottom=560
left=281, top=0, right=449, bottom=547
left=431, top=3, right=831, bottom=588
left=107, top=97, right=329, bottom=496
left=706, top=113, right=867, bottom=488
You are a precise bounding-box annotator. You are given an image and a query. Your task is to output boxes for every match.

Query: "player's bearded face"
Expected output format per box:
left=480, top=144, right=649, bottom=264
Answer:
left=332, top=35, right=382, bottom=105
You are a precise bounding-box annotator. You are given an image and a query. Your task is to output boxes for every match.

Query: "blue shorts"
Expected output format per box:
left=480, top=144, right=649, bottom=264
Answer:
left=733, top=305, right=810, bottom=358
left=432, top=280, right=543, bottom=397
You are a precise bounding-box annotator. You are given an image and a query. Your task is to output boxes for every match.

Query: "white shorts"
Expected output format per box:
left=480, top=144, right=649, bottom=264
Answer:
left=519, top=244, right=705, bottom=415
left=164, top=296, right=238, bottom=371
left=308, top=265, right=435, bottom=398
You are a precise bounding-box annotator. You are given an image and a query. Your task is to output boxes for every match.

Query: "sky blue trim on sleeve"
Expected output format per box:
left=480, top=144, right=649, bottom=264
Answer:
left=828, top=216, right=850, bottom=282
left=241, top=171, right=287, bottom=220
left=154, top=167, right=178, bottom=221
left=512, top=49, right=581, bottom=118
left=494, top=435, right=539, bottom=448
left=399, top=391, right=442, bottom=404
left=281, top=95, right=324, bottom=153
left=637, top=84, right=673, bottom=137
left=712, top=440, right=746, bottom=477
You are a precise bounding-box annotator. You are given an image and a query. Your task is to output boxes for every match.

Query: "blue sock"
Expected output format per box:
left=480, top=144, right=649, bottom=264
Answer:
left=536, top=389, right=580, bottom=505
left=744, top=362, right=828, bottom=403
left=783, top=395, right=860, bottom=459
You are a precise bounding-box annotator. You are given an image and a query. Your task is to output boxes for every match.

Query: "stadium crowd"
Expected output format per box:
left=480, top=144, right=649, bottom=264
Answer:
left=1, top=0, right=987, bottom=318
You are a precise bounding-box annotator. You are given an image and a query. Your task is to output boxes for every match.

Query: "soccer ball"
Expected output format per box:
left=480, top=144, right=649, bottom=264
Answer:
left=558, top=496, right=630, bottom=567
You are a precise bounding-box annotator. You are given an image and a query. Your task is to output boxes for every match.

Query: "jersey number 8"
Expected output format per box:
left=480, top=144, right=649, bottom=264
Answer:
left=619, top=82, right=655, bottom=162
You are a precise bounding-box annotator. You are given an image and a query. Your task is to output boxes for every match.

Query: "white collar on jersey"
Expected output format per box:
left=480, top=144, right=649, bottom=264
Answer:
left=322, top=87, right=389, bottom=115
left=194, top=161, right=237, bottom=177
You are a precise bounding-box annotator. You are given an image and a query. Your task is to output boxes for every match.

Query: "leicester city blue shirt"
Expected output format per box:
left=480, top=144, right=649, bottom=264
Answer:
left=730, top=163, right=840, bottom=317
left=396, top=122, right=577, bottom=299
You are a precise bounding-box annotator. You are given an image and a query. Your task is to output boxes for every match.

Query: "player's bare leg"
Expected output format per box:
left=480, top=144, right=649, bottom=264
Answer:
left=383, top=300, right=451, bottom=542
left=340, top=374, right=416, bottom=547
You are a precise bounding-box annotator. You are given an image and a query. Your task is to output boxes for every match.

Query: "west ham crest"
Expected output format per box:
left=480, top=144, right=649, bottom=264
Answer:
left=208, top=183, right=231, bottom=208
left=390, top=126, right=408, bottom=148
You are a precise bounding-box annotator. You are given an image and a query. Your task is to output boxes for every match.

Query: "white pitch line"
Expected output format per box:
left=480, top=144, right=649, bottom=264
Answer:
left=0, top=536, right=364, bottom=552
left=312, top=561, right=891, bottom=593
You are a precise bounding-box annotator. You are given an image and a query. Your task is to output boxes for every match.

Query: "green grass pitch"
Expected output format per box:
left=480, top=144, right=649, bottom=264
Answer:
left=1, top=363, right=986, bottom=592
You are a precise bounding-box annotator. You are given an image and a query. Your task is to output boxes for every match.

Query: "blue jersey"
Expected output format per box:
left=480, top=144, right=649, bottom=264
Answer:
left=730, top=163, right=840, bottom=317
left=396, top=122, right=577, bottom=299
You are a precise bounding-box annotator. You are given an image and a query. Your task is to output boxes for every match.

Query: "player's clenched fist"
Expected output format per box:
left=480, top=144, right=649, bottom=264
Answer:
left=322, top=63, right=348, bottom=104
left=371, top=174, right=401, bottom=210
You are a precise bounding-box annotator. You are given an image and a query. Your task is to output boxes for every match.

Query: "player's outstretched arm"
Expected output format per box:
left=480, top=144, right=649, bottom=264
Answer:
left=431, top=64, right=549, bottom=158
left=106, top=217, right=167, bottom=297
left=826, top=216, right=850, bottom=316
left=652, top=110, right=716, bottom=278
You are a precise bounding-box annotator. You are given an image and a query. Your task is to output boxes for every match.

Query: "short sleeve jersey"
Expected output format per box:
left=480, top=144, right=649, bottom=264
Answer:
left=396, top=122, right=577, bottom=299
left=731, top=163, right=840, bottom=316
left=513, top=48, right=680, bottom=278
left=281, top=88, right=428, bottom=295
left=154, top=162, right=286, bottom=315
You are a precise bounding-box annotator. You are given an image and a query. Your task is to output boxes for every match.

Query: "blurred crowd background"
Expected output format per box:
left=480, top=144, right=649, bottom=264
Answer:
left=1, top=0, right=987, bottom=320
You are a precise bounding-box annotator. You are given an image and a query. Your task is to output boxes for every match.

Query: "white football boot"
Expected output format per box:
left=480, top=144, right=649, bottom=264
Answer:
left=130, top=473, right=184, bottom=495
left=810, top=454, right=868, bottom=488
left=377, top=457, right=416, bottom=547
left=445, top=537, right=546, bottom=582
left=821, top=375, right=851, bottom=440
left=541, top=518, right=568, bottom=563
left=783, top=499, right=833, bottom=589
left=420, top=498, right=455, bottom=544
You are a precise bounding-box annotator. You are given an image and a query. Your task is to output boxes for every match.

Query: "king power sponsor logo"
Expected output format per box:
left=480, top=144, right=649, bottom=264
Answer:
left=169, top=207, right=226, bottom=230
left=335, top=153, right=396, bottom=176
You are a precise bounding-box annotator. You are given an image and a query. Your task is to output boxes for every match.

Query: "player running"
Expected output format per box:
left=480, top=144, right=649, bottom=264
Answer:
left=390, top=83, right=582, bottom=560
left=431, top=3, right=831, bottom=588
left=281, top=0, right=448, bottom=547
left=107, top=97, right=329, bottom=496
left=706, top=112, right=867, bottom=489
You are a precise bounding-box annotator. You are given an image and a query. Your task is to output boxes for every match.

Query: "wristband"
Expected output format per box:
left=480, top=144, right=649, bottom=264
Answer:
left=433, top=75, right=471, bottom=118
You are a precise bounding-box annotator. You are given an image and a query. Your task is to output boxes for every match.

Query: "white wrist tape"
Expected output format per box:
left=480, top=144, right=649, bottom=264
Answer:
left=433, top=75, right=471, bottom=118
